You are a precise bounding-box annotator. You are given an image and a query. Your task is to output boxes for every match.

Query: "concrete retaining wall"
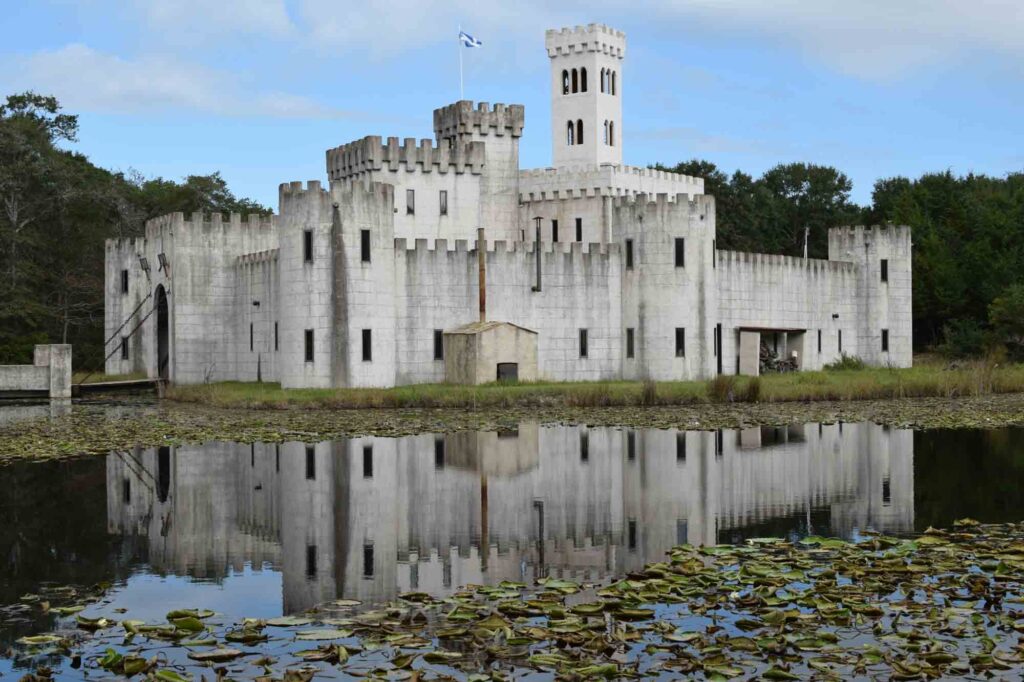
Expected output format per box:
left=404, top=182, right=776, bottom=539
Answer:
left=0, top=345, right=72, bottom=398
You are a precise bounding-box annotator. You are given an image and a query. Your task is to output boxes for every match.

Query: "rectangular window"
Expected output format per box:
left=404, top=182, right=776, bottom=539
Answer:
left=625, top=239, right=634, bottom=269
left=715, top=429, right=724, bottom=457
left=439, top=190, right=448, bottom=216
left=628, top=519, right=637, bottom=551
left=121, top=269, right=129, bottom=294
left=123, top=479, right=131, bottom=505
left=626, top=327, right=635, bottom=358
left=249, top=323, right=254, bottom=352
left=579, top=328, right=588, bottom=358
left=303, top=230, right=313, bottom=263
left=551, top=219, right=559, bottom=242
left=880, top=259, right=889, bottom=283
left=676, top=433, right=686, bottom=462
left=817, top=329, right=822, bottom=353
left=434, top=437, right=445, bottom=469
left=675, top=327, right=685, bottom=357
left=882, top=477, right=892, bottom=505
left=627, top=430, right=636, bottom=460
left=881, top=329, right=890, bottom=352
left=433, top=329, right=444, bottom=360
left=838, top=330, right=843, bottom=354
left=406, top=189, right=415, bottom=215
left=363, top=544, right=374, bottom=577
left=274, top=322, right=279, bottom=351
left=674, top=237, right=685, bottom=268
left=304, top=329, right=314, bottom=362
left=120, top=336, right=129, bottom=360
left=580, top=431, right=589, bottom=462
left=362, top=329, right=372, bottom=362
left=363, top=445, right=373, bottom=478
left=712, top=240, right=716, bottom=269
left=676, top=519, right=689, bottom=545
left=306, top=544, right=317, bottom=578
left=305, top=445, right=316, bottom=480
left=575, top=217, right=582, bottom=242
left=360, top=229, right=371, bottom=262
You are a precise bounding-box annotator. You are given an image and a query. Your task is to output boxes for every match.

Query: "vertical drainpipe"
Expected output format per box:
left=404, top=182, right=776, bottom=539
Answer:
left=478, top=227, right=486, bottom=322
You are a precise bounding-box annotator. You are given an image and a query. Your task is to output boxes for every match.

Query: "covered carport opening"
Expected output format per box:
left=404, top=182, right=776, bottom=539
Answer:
left=735, top=326, right=807, bottom=376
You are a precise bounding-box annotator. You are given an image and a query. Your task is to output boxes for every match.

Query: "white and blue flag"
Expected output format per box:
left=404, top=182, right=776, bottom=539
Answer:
left=459, top=30, right=482, bottom=47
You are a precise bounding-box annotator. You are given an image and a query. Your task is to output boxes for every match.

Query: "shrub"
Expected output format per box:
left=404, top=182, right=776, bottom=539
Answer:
left=739, top=377, right=762, bottom=402
left=823, top=353, right=866, bottom=371
left=939, top=318, right=988, bottom=358
left=641, top=379, right=658, bottom=406
left=707, top=375, right=736, bottom=402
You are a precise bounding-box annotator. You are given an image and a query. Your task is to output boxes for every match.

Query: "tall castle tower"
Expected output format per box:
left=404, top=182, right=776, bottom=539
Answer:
left=546, top=24, right=625, bottom=168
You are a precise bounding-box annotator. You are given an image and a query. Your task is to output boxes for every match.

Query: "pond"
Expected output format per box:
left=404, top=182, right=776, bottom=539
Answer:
left=2, top=421, right=1024, bottom=679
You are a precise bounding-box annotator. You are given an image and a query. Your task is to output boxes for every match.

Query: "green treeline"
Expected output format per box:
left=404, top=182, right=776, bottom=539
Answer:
left=1, top=92, right=1021, bottom=367
left=657, top=160, right=1024, bottom=357
left=0, top=93, right=270, bottom=366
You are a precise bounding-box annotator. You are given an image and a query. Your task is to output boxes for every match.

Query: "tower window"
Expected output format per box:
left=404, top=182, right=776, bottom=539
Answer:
left=249, top=322, right=254, bottom=352
left=674, top=238, right=685, bottom=268
left=121, top=269, right=129, bottom=294
left=566, top=120, right=575, bottom=146
left=576, top=119, right=583, bottom=145
left=363, top=544, right=374, bottom=578
left=603, top=120, right=609, bottom=145
left=434, top=437, right=445, bottom=469
left=580, top=431, right=589, bottom=462
left=305, top=445, right=316, bottom=480
left=881, top=329, right=890, bottom=352
left=580, top=67, right=587, bottom=92
left=579, top=328, right=588, bottom=358
left=304, top=329, right=314, bottom=362
left=611, top=71, right=617, bottom=95
left=609, top=120, right=614, bottom=145
left=627, top=430, right=636, bottom=460
left=676, top=433, right=686, bottom=462
left=360, top=229, right=371, bottom=262
left=362, top=329, right=372, bottom=362
left=600, top=67, right=606, bottom=93
left=406, top=189, right=415, bottom=215
left=626, top=327, right=635, bottom=358
left=675, top=327, right=685, bottom=357
left=363, top=444, right=373, bottom=478
left=274, top=322, right=278, bottom=351
left=120, top=336, right=129, bottom=360
left=306, top=544, right=317, bottom=578
left=552, top=219, right=559, bottom=242
left=817, top=329, right=821, bottom=353
left=439, top=190, right=448, bottom=216
left=433, top=329, right=444, bottom=360
left=303, top=230, right=313, bottom=263
left=571, top=68, right=578, bottom=93
left=880, top=259, right=889, bottom=282
left=562, top=69, right=569, bottom=95
left=625, top=239, right=634, bottom=269
left=575, top=217, right=582, bottom=241
left=838, top=330, right=843, bottom=354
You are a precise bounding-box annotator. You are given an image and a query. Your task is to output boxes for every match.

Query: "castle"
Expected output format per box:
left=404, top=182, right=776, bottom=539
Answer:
left=105, top=24, right=912, bottom=388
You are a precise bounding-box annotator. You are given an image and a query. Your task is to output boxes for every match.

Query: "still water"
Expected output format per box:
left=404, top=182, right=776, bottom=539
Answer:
left=2, top=421, right=1023, bottom=667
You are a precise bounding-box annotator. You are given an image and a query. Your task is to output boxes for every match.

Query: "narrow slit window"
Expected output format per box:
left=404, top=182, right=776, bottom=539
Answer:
left=627, top=430, right=636, bottom=460
left=712, top=240, right=716, bottom=268
left=571, top=68, right=578, bottom=93
left=306, top=545, right=317, bottom=578
left=838, top=330, right=843, bottom=354
left=575, top=217, right=582, bottom=241
left=434, top=437, right=445, bottom=469
left=433, top=329, right=444, bottom=361
left=626, top=327, right=635, bottom=358
left=609, top=120, right=614, bottom=145
left=882, top=477, right=892, bottom=505
left=406, top=189, right=415, bottom=215
left=576, top=119, right=583, bottom=145
left=880, top=259, right=889, bottom=282
left=881, top=329, right=890, bottom=352
left=360, top=229, right=371, bottom=262
left=625, top=239, right=634, bottom=269
left=580, top=67, right=587, bottom=92
left=439, top=190, right=448, bottom=216
left=249, top=323, right=254, bottom=352
left=580, top=431, right=589, bottom=462
left=566, top=120, right=574, bottom=146
left=363, top=544, right=374, bottom=577
left=579, top=328, right=588, bottom=358
left=817, top=329, right=821, bottom=353
left=121, top=269, right=129, bottom=294
left=628, top=519, right=637, bottom=550
left=274, top=322, right=279, bottom=351
left=676, top=433, right=686, bottom=462
left=675, top=327, right=686, bottom=357
left=363, top=444, right=373, bottom=478
left=674, top=237, right=685, bottom=268
left=551, top=219, right=558, bottom=242
left=562, top=69, right=569, bottom=95
left=121, top=336, right=129, bottom=360
left=362, top=329, right=372, bottom=362
left=304, top=329, right=314, bottom=362
left=305, top=445, right=316, bottom=480
left=303, top=230, right=313, bottom=263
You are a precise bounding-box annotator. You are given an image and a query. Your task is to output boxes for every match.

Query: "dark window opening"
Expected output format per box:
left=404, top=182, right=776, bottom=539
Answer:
left=674, top=237, right=685, bottom=268
left=571, top=68, right=578, bottom=93
left=439, top=190, right=448, bottom=216
left=360, top=229, right=371, bottom=262
left=362, top=329, right=372, bottom=362
left=580, top=67, right=587, bottom=92
left=442, top=561, right=452, bottom=587
left=274, top=322, right=279, bottom=351
left=575, top=217, right=582, bottom=241
left=562, top=69, right=569, bottom=95
left=363, top=444, right=373, bottom=478
left=303, top=230, right=313, bottom=263
left=576, top=119, right=583, bottom=145
left=249, top=322, right=254, bottom=352
left=675, top=327, right=686, bottom=357
left=715, top=429, right=724, bottom=457
left=676, top=433, right=686, bottom=462
left=626, top=327, right=635, bottom=358
left=497, top=362, right=518, bottom=382
left=627, top=430, right=636, bottom=460
left=880, top=259, right=889, bottom=282
left=838, top=330, right=843, bottom=354
left=625, top=239, right=634, bottom=269
left=566, top=120, right=574, bottom=145
left=306, top=544, right=317, bottom=578
left=580, top=431, right=589, bottom=462
left=305, top=445, right=316, bottom=480
left=552, top=219, right=558, bottom=242
left=122, top=478, right=131, bottom=504
left=712, top=240, right=716, bottom=268
left=627, top=519, right=637, bottom=551
left=121, top=269, right=129, bottom=294
left=434, top=438, right=445, bottom=469
left=881, top=329, right=890, bottom=352
left=304, top=329, right=314, bottom=362
left=882, top=477, right=892, bottom=505
left=120, top=336, right=129, bottom=360
left=433, top=329, right=444, bottom=361
left=363, top=544, right=374, bottom=578
left=406, top=189, right=415, bottom=215
left=676, top=519, right=688, bottom=545
left=579, top=328, right=588, bottom=358
left=275, top=444, right=280, bottom=472
left=817, top=329, right=822, bottom=353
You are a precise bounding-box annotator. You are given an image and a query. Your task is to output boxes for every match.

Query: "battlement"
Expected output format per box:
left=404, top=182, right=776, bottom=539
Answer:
left=612, top=191, right=714, bottom=212
left=326, top=135, right=486, bottom=181
left=433, top=101, right=525, bottom=140
left=545, top=24, right=626, bottom=58
left=238, top=248, right=279, bottom=265
left=392, top=236, right=619, bottom=257
left=519, top=164, right=704, bottom=201
left=828, top=225, right=912, bottom=261
left=717, top=249, right=858, bottom=274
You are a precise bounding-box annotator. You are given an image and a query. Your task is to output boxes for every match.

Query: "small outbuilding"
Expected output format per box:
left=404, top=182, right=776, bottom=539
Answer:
left=443, top=321, right=538, bottom=385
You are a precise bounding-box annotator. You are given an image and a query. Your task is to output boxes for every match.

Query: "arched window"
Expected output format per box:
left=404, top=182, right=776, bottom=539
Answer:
left=571, top=68, right=578, bottom=93
left=576, top=119, right=583, bottom=145
left=562, top=69, right=569, bottom=95
left=566, top=120, right=575, bottom=145
left=603, top=120, right=609, bottom=144
left=609, top=121, right=615, bottom=146
left=580, top=67, right=587, bottom=92
left=600, top=68, right=605, bottom=93
left=611, top=71, right=617, bottom=95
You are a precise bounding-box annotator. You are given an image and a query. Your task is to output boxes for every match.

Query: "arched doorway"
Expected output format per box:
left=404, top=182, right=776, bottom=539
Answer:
left=155, top=285, right=169, bottom=380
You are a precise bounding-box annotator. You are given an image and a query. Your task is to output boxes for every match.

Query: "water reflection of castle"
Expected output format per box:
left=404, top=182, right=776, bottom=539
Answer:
left=107, top=423, right=913, bottom=613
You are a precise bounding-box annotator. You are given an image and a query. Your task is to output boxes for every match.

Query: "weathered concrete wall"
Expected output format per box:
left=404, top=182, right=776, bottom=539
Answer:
left=443, top=323, right=538, bottom=385
left=0, top=344, right=71, bottom=398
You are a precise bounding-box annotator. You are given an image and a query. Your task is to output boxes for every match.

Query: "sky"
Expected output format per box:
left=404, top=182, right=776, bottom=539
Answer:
left=2, top=0, right=1021, bottom=207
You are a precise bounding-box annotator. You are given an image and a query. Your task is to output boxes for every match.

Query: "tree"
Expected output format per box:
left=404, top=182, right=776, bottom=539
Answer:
left=989, top=284, right=1024, bottom=359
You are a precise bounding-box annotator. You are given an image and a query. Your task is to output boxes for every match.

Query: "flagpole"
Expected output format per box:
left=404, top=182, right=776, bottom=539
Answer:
left=458, top=24, right=464, bottom=100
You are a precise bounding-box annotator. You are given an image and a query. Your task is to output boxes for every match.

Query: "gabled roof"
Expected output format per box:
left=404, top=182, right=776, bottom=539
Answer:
left=444, top=320, right=538, bottom=335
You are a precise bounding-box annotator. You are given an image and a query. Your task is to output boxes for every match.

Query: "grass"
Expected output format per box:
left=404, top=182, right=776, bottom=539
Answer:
left=166, top=359, right=1024, bottom=410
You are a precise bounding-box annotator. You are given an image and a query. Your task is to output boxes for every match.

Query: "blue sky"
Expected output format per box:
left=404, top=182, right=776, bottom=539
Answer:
left=2, top=0, right=1021, bottom=207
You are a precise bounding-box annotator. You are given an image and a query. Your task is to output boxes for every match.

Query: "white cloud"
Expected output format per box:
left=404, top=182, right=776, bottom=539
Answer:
left=141, top=0, right=296, bottom=40
left=1, top=44, right=349, bottom=118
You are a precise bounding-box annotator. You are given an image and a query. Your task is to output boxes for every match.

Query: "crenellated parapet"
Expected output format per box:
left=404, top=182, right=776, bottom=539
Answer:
left=238, top=248, right=279, bottom=265
left=717, top=249, right=857, bottom=275
left=828, top=225, right=912, bottom=262
left=545, top=24, right=625, bottom=58
left=392, top=236, right=619, bottom=257
left=612, top=191, right=715, bottom=219
left=519, top=164, right=704, bottom=202
left=326, top=135, right=486, bottom=181
left=433, top=101, right=525, bottom=140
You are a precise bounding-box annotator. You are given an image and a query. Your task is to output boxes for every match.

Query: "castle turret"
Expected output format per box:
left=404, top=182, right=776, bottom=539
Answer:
left=546, top=24, right=625, bottom=168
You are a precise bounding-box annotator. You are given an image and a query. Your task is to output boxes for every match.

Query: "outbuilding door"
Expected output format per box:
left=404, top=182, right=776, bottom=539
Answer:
left=496, top=363, right=519, bottom=382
